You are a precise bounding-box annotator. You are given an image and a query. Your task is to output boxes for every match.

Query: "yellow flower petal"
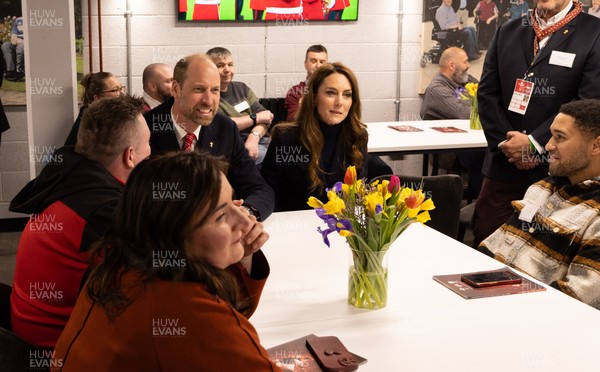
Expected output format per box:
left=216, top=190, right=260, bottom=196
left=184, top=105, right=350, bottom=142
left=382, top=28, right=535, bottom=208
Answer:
left=420, top=199, right=435, bottom=211
left=416, top=210, right=431, bottom=223
left=307, top=196, right=323, bottom=209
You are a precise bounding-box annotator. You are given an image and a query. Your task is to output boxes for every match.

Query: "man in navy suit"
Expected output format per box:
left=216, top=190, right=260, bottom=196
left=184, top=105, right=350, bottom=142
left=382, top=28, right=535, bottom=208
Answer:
left=473, top=0, right=600, bottom=246
left=143, top=54, right=275, bottom=223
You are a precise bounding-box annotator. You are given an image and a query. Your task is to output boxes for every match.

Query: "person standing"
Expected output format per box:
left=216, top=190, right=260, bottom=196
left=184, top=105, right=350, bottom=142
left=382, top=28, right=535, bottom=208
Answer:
left=473, top=0, right=600, bottom=247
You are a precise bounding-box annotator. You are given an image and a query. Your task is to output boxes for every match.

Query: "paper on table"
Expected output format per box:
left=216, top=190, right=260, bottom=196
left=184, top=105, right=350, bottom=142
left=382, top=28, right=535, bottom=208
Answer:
left=430, top=126, right=468, bottom=133
left=432, top=267, right=546, bottom=299
left=388, top=125, right=424, bottom=132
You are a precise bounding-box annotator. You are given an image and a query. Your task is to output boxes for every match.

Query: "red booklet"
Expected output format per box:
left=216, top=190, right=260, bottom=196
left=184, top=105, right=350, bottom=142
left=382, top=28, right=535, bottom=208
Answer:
left=433, top=267, right=546, bottom=299
left=267, top=334, right=367, bottom=371
left=430, top=126, right=467, bottom=133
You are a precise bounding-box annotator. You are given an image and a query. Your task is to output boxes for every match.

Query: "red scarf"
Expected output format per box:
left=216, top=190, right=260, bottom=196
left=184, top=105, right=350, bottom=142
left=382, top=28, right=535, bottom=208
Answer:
left=530, top=1, right=581, bottom=57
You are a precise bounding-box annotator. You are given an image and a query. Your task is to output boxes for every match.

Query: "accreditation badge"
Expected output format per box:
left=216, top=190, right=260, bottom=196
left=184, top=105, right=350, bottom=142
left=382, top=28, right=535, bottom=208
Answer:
left=508, top=79, right=534, bottom=115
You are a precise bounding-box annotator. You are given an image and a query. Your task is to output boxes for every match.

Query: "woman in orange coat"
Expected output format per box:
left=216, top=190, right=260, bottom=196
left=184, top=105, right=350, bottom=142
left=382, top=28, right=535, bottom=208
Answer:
left=52, top=152, right=278, bottom=372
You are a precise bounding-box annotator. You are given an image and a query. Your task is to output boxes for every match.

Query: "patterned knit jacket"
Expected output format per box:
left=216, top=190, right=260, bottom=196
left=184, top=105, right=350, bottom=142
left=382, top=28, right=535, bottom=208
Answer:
left=479, top=176, right=600, bottom=310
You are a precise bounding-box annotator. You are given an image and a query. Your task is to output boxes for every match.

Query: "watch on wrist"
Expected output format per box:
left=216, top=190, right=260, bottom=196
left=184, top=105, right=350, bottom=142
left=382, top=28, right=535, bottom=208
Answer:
left=242, top=203, right=260, bottom=220
left=250, top=113, right=257, bottom=126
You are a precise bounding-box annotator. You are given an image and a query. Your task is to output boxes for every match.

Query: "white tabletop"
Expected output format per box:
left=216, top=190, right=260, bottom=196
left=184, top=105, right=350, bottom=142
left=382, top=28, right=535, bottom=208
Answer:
left=367, top=120, right=488, bottom=154
left=253, top=210, right=600, bottom=372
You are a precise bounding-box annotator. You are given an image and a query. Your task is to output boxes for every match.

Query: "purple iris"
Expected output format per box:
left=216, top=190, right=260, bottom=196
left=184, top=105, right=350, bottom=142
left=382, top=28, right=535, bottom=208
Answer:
left=315, top=208, right=353, bottom=247
left=453, top=86, right=466, bottom=99
left=375, top=204, right=383, bottom=214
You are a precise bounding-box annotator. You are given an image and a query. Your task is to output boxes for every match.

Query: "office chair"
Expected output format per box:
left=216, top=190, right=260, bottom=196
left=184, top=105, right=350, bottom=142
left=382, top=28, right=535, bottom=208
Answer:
left=371, top=174, right=464, bottom=239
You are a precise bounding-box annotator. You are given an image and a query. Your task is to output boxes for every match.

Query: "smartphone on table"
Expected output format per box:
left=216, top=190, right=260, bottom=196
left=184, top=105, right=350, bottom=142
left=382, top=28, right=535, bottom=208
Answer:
left=460, top=270, right=522, bottom=288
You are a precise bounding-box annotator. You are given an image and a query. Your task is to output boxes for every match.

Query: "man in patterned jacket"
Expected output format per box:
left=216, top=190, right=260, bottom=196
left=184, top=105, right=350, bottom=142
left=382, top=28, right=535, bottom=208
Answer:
left=479, top=99, right=600, bottom=310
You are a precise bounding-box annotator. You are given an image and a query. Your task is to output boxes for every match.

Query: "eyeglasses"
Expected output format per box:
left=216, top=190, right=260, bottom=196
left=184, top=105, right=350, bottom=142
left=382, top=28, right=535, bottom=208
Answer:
left=100, top=86, right=127, bottom=94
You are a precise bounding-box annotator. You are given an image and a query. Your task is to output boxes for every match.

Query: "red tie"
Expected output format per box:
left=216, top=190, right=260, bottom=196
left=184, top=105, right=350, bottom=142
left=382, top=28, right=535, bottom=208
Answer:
left=183, top=133, right=196, bottom=152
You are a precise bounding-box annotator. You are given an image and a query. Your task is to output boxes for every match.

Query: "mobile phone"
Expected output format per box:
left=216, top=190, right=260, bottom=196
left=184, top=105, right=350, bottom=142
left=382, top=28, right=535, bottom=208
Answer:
left=460, top=270, right=522, bottom=288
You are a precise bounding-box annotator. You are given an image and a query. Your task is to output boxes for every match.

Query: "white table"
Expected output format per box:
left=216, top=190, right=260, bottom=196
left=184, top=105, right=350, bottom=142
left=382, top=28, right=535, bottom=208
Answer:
left=253, top=210, right=600, bottom=372
left=367, top=120, right=488, bottom=175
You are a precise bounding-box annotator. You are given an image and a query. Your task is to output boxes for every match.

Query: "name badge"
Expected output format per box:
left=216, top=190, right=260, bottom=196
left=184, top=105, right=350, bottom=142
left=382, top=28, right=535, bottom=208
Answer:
left=508, top=79, right=534, bottom=115
left=234, top=100, right=250, bottom=113
left=549, top=50, right=575, bottom=68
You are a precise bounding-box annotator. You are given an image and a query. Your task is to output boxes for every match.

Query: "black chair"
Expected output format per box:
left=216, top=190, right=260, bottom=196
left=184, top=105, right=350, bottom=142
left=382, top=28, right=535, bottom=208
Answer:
left=367, top=154, right=393, bottom=181
left=0, top=283, right=38, bottom=372
left=457, top=201, right=476, bottom=244
left=258, top=97, right=288, bottom=133
left=0, top=327, right=35, bottom=372
left=372, top=174, right=464, bottom=239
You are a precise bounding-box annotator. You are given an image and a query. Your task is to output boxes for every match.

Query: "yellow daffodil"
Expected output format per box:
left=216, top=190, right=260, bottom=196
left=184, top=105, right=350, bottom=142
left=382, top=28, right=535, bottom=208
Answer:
left=323, top=191, right=345, bottom=215
left=365, top=192, right=384, bottom=216
left=307, top=196, right=323, bottom=209
left=416, top=210, right=431, bottom=223
left=465, top=82, right=478, bottom=97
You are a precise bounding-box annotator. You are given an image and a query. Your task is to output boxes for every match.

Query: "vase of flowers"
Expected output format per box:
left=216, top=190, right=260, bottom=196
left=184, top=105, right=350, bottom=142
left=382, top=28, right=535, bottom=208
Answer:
left=307, top=166, right=435, bottom=309
left=456, top=82, right=481, bottom=130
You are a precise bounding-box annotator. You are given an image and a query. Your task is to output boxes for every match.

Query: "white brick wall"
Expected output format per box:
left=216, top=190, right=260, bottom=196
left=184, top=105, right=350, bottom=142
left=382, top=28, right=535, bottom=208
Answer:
left=82, top=0, right=424, bottom=123
left=0, top=0, right=428, bottom=219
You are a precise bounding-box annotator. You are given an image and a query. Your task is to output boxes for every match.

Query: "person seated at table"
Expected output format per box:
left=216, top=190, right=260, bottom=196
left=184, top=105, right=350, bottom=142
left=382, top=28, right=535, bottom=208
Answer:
left=206, top=47, right=273, bottom=167
left=9, top=96, right=151, bottom=350
left=285, top=44, right=328, bottom=121
left=435, top=0, right=481, bottom=61
left=420, top=47, right=484, bottom=200
left=64, top=72, right=127, bottom=147
left=478, top=99, right=600, bottom=310
left=52, top=151, right=276, bottom=371
left=261, top=62, right=368, bottom=212
left=141, top=63, right=173, bottom=112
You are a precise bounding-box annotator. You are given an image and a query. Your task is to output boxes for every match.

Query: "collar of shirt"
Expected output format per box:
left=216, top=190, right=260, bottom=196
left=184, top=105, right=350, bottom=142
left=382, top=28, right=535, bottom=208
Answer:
left=534, top=1, right=573, bottom=49
left=460, top=0, right=467, bottom=9
left=170, top=106, right=201, bottom=149
left=143, top=92, right=162, bottom=109
left=535, top=0, right=573, bottom=29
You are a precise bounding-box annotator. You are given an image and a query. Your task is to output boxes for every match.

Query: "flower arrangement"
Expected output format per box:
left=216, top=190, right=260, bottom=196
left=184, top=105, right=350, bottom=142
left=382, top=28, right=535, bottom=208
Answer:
left=307, top=166, right=435, bottom=309
left=455, top=82, right=481, bottom=130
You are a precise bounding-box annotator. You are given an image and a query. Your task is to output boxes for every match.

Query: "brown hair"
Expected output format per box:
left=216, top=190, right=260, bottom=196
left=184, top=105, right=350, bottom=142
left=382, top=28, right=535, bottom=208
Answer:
left=75, top=95, right=145, bottom=167
left=278, top=62, right=367, bottom=192
left=80, top=72, right=114, bottom=106
left=86, top=152, right=249, bottom=319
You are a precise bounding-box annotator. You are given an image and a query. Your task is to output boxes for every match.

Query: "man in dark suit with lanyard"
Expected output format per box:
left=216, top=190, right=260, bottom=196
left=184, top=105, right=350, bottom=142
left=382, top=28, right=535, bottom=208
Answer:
left=473, top=0, right=600, bottom=246
left=144, top=54, right=275, bottom=224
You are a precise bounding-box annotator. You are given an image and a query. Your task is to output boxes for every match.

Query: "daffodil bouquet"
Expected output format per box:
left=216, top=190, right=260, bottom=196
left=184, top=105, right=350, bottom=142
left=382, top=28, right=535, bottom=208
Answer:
left=454, top=82, right=481, bottom=130
left=307, top=166, right=435, bottom=309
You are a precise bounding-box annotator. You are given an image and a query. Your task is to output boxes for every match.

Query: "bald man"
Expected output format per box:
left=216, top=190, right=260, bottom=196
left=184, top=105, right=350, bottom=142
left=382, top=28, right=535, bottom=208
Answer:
left=143, top=54, right=274, bottom=221
left=141, top=63, right=173, bottom=112
left=420, top=47, right=478, bottom=120
left=420, top=47, right=484, bottom=200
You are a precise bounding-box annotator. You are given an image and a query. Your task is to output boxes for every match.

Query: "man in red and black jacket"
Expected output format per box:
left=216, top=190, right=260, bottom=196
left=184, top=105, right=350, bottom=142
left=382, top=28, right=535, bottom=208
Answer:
left=9, top=96, right=151, bottom=350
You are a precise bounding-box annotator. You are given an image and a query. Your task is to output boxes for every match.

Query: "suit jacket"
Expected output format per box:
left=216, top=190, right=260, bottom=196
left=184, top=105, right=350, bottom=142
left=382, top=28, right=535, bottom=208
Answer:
left=478, top=10, right=600, bottom=182
left=260, top=125, right=368, bottom=212
left=144, top=97, right=274, bottom=220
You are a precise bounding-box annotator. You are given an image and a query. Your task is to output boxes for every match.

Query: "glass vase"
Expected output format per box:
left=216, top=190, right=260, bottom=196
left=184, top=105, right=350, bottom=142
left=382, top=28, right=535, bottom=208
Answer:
left=348, top=248, right=388, bottom=309
left=470, top=103, right=482, bottom=130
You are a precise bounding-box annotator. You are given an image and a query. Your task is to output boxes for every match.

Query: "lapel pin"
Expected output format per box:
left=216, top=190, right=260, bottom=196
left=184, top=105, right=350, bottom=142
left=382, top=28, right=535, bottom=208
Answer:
left=210, top=141, right=214, bottom=148
left=564, top=30, right=568, bottom=34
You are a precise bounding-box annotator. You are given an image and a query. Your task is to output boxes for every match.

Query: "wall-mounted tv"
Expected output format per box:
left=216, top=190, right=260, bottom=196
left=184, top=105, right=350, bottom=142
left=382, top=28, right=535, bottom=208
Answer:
left=178, top=0, right=359, bottom=22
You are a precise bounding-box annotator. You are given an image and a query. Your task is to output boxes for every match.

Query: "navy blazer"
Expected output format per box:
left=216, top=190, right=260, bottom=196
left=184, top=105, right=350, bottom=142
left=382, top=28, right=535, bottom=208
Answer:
left=144, top=97, right=275, bottom=220
left=478, top=10, right=600, bottom=182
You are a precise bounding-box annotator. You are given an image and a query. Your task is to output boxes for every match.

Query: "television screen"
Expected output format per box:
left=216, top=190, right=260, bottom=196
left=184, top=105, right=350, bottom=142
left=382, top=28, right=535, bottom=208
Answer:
left=178, top=0, right=359, bottom=22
